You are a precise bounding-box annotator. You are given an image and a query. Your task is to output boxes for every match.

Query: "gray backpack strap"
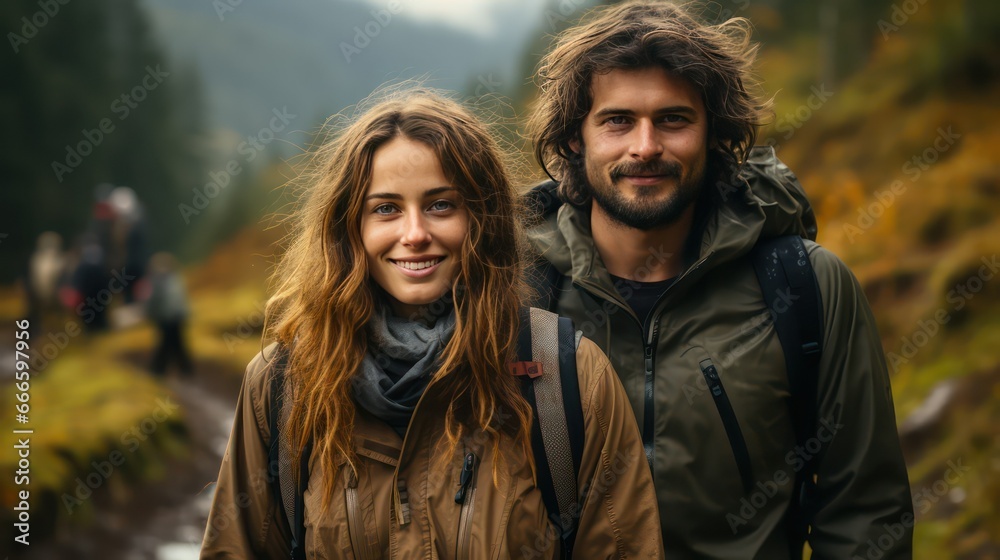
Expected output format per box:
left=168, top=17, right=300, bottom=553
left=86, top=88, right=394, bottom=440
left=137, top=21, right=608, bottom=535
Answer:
left=516, top=307, right=585, bottom=556
left=527, top=309, right=577, bottom=519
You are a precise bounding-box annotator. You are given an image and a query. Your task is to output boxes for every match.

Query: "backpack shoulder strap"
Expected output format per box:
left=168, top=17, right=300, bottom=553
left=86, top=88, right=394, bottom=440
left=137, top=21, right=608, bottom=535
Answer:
left=523, top=179, right=562, bottom=220
left=750, top=235, right=824, bottom=558
left=527, top=259, right=565, bottom=313
left=523, top=179, right=568, bottom=314
left=514, top=307, right=585, bottom=557
left=266, top=346, right=310, bottom=560
left=266, top=349, right=291, bottom=522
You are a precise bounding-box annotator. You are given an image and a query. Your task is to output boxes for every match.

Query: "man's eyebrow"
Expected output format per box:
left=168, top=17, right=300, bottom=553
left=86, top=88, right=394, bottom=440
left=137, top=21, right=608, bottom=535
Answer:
left=592, top=106, right=699, bottom=119
left=364, top=186, right=457, bottom=201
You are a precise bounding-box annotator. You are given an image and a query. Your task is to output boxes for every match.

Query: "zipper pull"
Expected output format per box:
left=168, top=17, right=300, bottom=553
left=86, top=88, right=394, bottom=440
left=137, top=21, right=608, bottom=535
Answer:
left=395, top=478, right=411, bottom=526
left=454, top=452, right=476, bottom=504
left=704, top=364, right=723, bottom=396
left=644, top=345, right=653, bottom=372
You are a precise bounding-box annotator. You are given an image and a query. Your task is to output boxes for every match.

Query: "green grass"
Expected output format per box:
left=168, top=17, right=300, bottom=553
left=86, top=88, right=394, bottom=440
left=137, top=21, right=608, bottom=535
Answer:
left=0, top=348, right=187, bottom=522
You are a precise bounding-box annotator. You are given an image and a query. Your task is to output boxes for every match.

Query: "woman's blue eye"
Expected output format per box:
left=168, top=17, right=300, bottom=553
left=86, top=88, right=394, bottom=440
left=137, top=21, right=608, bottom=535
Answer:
left=429, top=200, right=455, bottom=212
left=373, top=204, right=396, bottom=214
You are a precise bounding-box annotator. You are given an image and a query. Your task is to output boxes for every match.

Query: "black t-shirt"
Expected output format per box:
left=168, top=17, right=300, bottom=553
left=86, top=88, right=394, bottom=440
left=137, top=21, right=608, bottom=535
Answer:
left=610, top=274, right=676, bottom=326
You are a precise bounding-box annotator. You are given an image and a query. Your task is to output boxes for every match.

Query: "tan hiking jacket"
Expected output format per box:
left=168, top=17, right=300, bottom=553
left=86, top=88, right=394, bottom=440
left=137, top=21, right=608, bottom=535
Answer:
left=201, top=337, right=665, bottom=559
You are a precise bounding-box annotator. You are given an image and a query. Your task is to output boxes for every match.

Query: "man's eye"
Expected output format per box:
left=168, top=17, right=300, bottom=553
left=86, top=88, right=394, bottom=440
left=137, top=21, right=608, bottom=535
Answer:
left=606, top=116, right=629, bottom=126
left=663, top=114, right=688, bottom=124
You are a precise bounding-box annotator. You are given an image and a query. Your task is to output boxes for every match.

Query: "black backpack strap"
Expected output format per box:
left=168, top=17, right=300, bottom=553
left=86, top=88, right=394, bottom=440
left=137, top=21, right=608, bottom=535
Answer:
left=524, top=179, right=568, bottom=314
left=750, top=235, right=824, bottom=559
left=514, top=307, right=585, bottom=558
left=267, top=349, right=289, bottom=514
left=523, top=180, right=562, bottom=219
left=266, top=346, right=310, bottom=560
left=291, top=440, right=311, bottom=560
left=557, top=316, right=585, bottom=485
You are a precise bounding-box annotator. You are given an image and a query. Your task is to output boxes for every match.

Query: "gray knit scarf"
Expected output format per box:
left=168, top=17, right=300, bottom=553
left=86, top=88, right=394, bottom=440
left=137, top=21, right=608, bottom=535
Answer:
left=352, top=302, right=456, bottom=436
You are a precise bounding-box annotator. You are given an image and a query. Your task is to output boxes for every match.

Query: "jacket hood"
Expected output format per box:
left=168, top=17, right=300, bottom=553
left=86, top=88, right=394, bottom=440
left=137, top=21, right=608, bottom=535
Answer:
left=525, top=146, right=817, bottom=281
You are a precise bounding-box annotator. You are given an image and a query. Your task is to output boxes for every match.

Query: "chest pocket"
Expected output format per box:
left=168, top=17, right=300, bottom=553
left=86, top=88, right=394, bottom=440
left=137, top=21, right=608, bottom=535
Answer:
left=697, top=356, right=753, bottom=494
left=675, top=345, right=756, bottom=497
left=305, top=438, right=399, bottom=560
left=353, top=438, right=402, bottom=559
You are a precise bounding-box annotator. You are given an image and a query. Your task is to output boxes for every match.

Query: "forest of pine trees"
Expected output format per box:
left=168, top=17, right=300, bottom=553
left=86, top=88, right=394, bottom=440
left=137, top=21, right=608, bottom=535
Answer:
left=1, top=0, right=207, bottom=282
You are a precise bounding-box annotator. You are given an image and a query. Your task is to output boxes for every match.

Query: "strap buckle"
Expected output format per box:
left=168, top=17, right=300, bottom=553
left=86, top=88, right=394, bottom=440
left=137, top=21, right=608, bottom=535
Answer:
left=509, top=361, right=543, bottom=378
left=801, top=341, right=821, bottom=356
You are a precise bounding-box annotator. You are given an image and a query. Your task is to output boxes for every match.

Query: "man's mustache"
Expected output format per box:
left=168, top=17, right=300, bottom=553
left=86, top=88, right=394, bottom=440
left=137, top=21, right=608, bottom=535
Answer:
left=610, top=160, right=682, bottom=183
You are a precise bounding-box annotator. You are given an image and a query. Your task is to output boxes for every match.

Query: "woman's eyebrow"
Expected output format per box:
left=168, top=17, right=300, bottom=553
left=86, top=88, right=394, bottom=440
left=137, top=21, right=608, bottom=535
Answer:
left=365, top=192, right=402, bottom=201
left=365, top=186, right=456, bottom=201
left=424, top=186, right=457, bottom=197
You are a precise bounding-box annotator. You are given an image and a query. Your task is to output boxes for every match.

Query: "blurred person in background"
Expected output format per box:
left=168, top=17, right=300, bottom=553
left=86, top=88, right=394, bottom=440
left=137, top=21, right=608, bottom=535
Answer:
left=145, top=251, right=193, bottom=377
left=108, top=185, right=149, bottom=305
left=69, top=234, right=111, bottom=333
left=89, top=182, right=117, bottom=261
left=23, top=231, right=67, bottom=336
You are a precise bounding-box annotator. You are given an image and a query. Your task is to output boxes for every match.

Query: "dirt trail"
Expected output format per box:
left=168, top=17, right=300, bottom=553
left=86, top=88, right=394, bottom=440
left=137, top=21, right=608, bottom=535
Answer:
left=12, top=354, right=241, bottom=560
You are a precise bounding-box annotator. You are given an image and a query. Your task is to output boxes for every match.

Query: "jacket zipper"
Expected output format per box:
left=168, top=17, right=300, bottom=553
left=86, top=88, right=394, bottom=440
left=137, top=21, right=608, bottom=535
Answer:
left=345, top=468, right=376, bottom=560
left=699, top=360, right=754, bottom=494
left=577, top=252, right=714, bottom=474
left=641, top=316, right=660, bottom=470
left=454, top=452, right=478, bottom=560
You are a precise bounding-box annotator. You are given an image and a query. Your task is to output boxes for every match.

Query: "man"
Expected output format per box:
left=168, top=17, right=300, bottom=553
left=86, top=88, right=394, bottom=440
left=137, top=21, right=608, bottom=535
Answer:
left=524, top=2, right=913, bottom=558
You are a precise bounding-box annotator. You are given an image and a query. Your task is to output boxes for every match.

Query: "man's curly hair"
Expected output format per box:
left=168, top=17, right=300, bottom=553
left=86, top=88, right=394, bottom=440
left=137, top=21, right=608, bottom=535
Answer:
left=526, top=1, right=770, bottom=206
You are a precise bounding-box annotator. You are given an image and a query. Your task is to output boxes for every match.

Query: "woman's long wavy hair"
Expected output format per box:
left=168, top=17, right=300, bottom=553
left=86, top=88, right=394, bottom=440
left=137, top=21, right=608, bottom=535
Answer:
left=265, top=91, right=534, bottom=509
left=526, top=0, right=771, bottom=206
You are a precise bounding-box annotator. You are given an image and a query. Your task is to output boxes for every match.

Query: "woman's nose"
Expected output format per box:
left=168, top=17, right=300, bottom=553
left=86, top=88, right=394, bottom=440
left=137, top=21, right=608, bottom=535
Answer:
left=400, top=212, right=432, bottom=247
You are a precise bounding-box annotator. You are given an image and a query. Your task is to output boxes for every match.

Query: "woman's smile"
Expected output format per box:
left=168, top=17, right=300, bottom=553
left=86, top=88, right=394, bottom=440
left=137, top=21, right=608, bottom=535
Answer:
left=389, top=256, right=445, bottom=276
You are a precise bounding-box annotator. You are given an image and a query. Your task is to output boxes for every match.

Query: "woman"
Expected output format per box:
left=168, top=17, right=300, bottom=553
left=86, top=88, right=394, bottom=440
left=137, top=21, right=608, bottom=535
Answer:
left=200, top=91, right=663, bottom=558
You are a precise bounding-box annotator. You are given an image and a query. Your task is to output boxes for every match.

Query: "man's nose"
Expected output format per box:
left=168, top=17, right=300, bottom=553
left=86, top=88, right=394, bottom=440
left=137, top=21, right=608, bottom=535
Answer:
left=630, top=120, right=663, bottom=161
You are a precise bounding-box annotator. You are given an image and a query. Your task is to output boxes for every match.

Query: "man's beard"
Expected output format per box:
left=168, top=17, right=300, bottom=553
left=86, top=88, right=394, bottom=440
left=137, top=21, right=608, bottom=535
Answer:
left=569, top=152, right=705, bottom=231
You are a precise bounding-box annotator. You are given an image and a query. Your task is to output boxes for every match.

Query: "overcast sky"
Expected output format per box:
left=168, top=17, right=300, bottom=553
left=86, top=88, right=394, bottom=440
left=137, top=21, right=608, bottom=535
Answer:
left=358, top=0, right=548, bottom=36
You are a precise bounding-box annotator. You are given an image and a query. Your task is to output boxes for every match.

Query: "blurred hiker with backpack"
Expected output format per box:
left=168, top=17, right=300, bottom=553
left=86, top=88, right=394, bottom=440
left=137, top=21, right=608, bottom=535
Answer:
left=24, top=231, right=68, bottom=336
left=145, top=252, right=193, bottom=376
left=523, top=2, right=912, bottom=558
left=108, top=186, right=149, bottom=305
left=201, top=91, right=663, bottom=559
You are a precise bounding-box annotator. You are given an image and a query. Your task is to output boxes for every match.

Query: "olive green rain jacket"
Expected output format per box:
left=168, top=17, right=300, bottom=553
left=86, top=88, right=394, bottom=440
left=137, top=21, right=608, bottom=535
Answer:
left=526, top=147, right=913, bottom=559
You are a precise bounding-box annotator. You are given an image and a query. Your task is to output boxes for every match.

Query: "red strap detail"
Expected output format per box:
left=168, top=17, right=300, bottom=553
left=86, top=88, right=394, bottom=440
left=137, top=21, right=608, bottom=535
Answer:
left=509, top=361, right=543, bottom=378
